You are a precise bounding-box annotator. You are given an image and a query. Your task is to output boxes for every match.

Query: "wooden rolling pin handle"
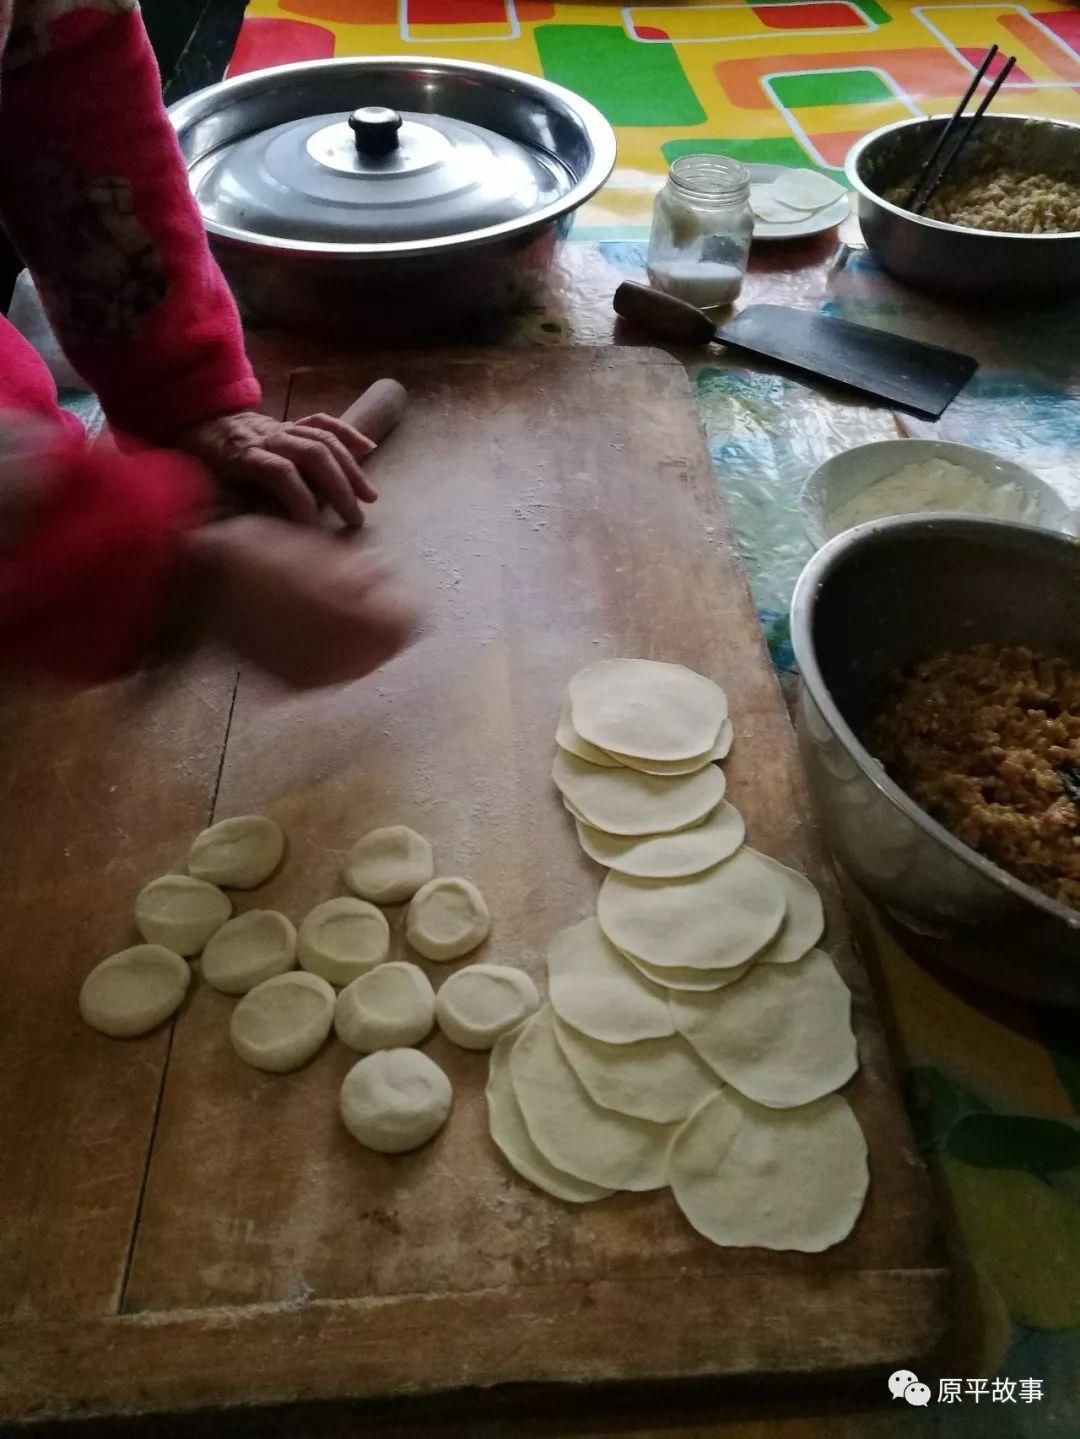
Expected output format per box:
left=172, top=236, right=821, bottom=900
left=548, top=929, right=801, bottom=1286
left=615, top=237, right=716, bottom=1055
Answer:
left=613, top=280, right=717, bottom=349
left=339, top=378, right=407, bottom=447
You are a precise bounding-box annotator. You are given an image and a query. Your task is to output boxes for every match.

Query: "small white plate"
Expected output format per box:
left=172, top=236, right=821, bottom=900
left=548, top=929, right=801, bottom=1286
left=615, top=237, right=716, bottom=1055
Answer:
left=748, top=163, right=850, bottom=242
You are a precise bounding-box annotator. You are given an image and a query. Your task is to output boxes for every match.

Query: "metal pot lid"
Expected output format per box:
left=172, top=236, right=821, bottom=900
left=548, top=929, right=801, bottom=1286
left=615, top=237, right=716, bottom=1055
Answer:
left=192, top=104, right=573, bottom=245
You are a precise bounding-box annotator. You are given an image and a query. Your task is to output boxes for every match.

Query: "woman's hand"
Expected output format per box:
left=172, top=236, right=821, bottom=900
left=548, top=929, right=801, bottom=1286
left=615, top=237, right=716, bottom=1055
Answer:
left=176, top=411, right=378, bottom=527
left=183, top=516, right=418, bottom=688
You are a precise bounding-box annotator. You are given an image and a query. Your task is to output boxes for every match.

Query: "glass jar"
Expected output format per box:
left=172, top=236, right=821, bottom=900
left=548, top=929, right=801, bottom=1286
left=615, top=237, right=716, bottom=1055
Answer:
left=647, top=155, right=753, bottom=310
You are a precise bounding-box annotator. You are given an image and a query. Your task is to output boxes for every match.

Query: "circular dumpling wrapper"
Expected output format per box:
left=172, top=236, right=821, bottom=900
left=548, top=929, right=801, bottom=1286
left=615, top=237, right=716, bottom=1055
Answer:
left=750, top=851, right=825, bottom=964
left=134, top=874, right=232, bottom=956
left=670, top=949, right=857, bottom=1107
left=552, top=1014, right=717, bottom=1124
left=509, top=1007, right=675, bottom=1191
left=552, top=749, right=725, bottom=837
left=749, top=183, right=805, bottom=223
left=670, top=1089, right=868, bottom=1252
left=298, top=898, right=390, bottom=986
left=546, top=916, right=674, bottom=1044
left=343, top=825, right=434, bottom=904
left=575, top=801, right=744, bottom=879
left=568, top=658, right=727, bottom=762
left=555, top=697, right=621, bottom=768
left=201, top=909, right=297, bottom=994
left=772, top=168, right=846, bottom=212
left=623, top=952, right=755, bottom=993
left=406, top=877, right=491, bottom=962
left=486, top=1032, right=612, bottom=1203
left=80, top=944, right=190, bottom=1038
left=187, top=815, right=285, bottom=890
left=598, top=848, right=785, bottom=972
left=230, top=971, right=335, bottom=1073
left=436, top=964, right=539, bottom=1050
left=604, top=719, right=735, bottom=776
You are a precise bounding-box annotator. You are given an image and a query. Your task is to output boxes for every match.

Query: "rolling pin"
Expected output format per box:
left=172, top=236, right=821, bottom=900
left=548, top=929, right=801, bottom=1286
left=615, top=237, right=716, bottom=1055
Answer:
left=340, top=377, right=407, bottom=447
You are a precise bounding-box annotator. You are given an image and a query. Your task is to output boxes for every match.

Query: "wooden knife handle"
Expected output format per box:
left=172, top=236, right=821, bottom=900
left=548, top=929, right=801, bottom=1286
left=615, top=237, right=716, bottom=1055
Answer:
left=613, top=281, right=716, bottom=348
left=340, top=378, right=407, bottom=446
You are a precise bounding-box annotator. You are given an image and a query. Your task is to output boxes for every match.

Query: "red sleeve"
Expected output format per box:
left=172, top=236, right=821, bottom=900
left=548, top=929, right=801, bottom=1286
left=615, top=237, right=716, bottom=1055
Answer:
left=0, top=428, right=210, bottom=684
left=0, top=4, right=260, bottom=445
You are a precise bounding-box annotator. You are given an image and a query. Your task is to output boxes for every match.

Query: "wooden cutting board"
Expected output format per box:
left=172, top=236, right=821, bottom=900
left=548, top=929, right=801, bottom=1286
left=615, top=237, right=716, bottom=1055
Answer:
left=0, top=348, right=947, bottom=1425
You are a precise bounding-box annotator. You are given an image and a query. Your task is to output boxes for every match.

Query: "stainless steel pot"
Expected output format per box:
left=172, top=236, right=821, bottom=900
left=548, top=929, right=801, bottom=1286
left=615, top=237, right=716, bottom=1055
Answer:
left=845, top=115, right=1080, bottom=300
left=791, top=513, right=1080, bottom=1003
left=169, top=57, right=616, bottom=336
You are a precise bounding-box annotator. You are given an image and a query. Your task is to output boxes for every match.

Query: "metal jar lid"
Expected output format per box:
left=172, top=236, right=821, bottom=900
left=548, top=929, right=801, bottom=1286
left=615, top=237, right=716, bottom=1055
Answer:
left=191, top=102, right=573, bottom=246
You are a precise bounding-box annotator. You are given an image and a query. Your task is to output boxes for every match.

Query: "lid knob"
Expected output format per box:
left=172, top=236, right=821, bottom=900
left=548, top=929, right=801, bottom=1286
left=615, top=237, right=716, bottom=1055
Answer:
left=349, top=107, right=403, bottom=157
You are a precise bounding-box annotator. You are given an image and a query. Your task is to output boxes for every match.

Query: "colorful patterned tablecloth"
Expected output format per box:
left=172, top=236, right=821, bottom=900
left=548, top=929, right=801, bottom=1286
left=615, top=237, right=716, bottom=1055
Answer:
left=224, top=6, right=1080, bottom=1432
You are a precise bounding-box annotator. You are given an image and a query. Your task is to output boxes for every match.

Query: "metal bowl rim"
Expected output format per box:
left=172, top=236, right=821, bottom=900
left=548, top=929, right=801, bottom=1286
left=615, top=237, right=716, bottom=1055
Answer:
left=845, top=113, right=1080, bottom=243
left=168, top=54, right=617, bottom=258
left=790, top=509, right=1080, bottom=932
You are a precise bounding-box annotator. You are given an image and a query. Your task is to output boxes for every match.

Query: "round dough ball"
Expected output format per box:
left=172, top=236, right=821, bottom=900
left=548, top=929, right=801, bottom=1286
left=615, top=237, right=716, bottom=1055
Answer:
left=343, top=825, right=435, bottom=904
left=334, top=962, right=435, bottom=1052
left=435, top=965, right=539, bottom=1051
left=298, top=897, right=390, bottom=987
left=200, top=910, right=297, bottom=995
left=568, top=658, right=727, bottom=762
left=230, top=970, right=335, bottom=1073
left=406, top=877, right=490, bottom=962
left=552, top=750, right=725, bottom=837
left=187, top=815, right=285, bottom=890
left=79, top=945, right=190, bottom=1038
left=134, top=874, right=232, bottom=956
left=340, top=1048, right=452, bottom=1153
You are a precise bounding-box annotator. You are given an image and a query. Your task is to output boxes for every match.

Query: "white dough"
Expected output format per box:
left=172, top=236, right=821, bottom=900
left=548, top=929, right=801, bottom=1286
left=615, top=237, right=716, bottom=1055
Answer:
left=436, top=965, right=539, bottom=1050
left=509, top=1007, right=674, bottom=1191
left=555, top=696, right=620, bottom=767
left=597, top=848, right=785, bottom=972
left=568, top=658, right=727, bottom=761
left=406, top=877, right=490, bottom=961
left=298, top=897, right=390, bottom=986
left=230, top=970, right=335, bottom=1073
left=749, top=183, right=804, bottom=223
left=610, top=716, right=733, bottom=774
left=575, top=802, right=744, bottom=879
left=552, top=750, right=725, bottom=837
left=343, top=825, right=434, bottom=904
left=134, top=874, right=232, bottom=956
left=772, top=168, right=845, bottom=211
left=340, top=1048, right=452, bottom=1153
left=750, top=851, right=826, bottom=964
left=334, top=962, right=435, bottom=1052
left=200, top=910, right=296, bottom=994
left=625, top=953, right=754, bottom=992
left=670, top=949, right=857, bottom=1107
left=670, top=1089, right=868, bottom=1252
left=553, top=1014, right=716, bottom=1123
left=187, top=815, right=285, bottom=890
left=79, top=945, right=190, bottom=1038
left=546, top=916, right=674, bottom=1044
left=486, top=1033, right=612, bottom=1202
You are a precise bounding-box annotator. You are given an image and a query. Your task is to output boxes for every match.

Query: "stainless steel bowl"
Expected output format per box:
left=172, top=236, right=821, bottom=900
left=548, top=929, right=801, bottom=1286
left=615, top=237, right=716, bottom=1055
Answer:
left=169, top=57, right=616, bottom=336
left=845, top=114, right=1080, bottom=300
left=791, top=514, right=1080, bottom=1003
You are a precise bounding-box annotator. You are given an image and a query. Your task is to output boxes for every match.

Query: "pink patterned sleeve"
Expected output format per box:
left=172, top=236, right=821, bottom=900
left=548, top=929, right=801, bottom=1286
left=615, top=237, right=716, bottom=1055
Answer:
left=0, top=1, right=261, bottom=443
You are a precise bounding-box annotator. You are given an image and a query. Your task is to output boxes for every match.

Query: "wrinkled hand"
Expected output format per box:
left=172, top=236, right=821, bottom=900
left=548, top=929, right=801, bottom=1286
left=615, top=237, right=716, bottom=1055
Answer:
left=176, top=411, right=377, bottom=528
left=185, top=515, right=418, bottom=688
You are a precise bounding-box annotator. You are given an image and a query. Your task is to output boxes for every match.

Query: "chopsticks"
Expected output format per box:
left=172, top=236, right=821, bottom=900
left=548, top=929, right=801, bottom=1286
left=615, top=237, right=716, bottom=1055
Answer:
left=905, top=44, right=1017, bottom=214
